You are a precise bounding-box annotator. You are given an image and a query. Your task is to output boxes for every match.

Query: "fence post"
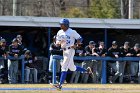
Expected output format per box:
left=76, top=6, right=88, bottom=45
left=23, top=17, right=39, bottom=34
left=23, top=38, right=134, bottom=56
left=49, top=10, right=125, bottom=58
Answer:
left=101, top=60, right=107, bottom=84
left=52, top=56, right=56, bottom=84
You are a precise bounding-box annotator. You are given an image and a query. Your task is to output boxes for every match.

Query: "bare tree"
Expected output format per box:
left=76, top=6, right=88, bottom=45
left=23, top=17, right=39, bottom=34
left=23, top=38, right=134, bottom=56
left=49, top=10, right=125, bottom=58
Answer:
left=120, top=0, right=129, bottom=18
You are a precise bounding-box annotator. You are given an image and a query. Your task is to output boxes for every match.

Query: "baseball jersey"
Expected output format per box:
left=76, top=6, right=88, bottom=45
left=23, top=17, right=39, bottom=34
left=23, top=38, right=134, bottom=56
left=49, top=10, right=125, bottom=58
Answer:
left=56, top=28, right=81, bottom=48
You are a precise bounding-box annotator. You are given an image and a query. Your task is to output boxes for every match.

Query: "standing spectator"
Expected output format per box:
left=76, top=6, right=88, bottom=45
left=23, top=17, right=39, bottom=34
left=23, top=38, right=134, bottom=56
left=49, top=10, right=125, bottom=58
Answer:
left=120, top=41, right=132, bottom=83
left=81, top=41, right=95, bottom=83
left=92, top=41, right=107, bottom=83
left=108, top=41, right=122, bottom=83
left=49, top=35, right=63, bottom=83
left=8, top=38, right=23, bottom=84
left=24, top=50, right=38, bottom=84
left=16, top=35, right=27, bottom=53
left=0, top=39, right=8, bottom=70
left=70, top=43, right=84, bottom=83
left=130, top=43, right=140, bottom=83
left=0, top=39, right=8, bottom=83
left=16, top=35, right=22, bottom=46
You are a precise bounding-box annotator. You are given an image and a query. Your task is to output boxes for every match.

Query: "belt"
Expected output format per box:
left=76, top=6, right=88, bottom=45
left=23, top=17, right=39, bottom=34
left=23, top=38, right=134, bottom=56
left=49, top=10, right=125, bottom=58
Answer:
left=63, top=47, right=71, bottom=51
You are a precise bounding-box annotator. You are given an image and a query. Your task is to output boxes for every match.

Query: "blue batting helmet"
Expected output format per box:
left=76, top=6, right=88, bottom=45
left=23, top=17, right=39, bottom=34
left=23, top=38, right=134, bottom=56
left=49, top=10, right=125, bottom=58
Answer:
left=59, top=18, right=69, bottom=28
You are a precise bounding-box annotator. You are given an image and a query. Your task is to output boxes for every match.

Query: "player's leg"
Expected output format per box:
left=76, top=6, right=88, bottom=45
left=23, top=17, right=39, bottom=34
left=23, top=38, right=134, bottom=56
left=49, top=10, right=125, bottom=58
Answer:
left=54, top=49, right=74, bottom=90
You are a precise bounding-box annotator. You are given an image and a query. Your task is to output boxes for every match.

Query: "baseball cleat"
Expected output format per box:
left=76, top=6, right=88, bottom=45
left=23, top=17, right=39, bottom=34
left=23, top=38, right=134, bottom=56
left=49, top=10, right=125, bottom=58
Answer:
left=52, top=84, right=62, bottom=91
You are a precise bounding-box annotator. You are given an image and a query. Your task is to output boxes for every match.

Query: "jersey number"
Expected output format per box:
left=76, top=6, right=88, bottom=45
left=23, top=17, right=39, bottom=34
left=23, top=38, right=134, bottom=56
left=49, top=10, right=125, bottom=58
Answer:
left=66, top=40, right=70, bottom=44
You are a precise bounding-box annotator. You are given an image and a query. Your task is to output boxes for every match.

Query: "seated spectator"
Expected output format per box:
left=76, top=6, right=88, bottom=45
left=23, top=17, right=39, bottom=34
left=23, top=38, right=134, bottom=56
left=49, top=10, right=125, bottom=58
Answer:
left=24, top=50, right=38, bottom=83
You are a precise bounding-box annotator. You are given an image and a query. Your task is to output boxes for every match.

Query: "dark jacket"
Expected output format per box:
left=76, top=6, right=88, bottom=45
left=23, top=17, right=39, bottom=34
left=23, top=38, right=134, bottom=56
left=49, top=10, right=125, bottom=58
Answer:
left=108, top=47, right=122, bottom=57
left=95, top=47, right=107, bottom=56
left=85, top=45, right=93, bottom=56
left=50, top=43, right=63, bottom=55
left=24, top=57, right=35, bottom=68
left=120, top=47, right=131, bottom=57
left=0, top=46, right=8, bottom=57
left=9, top=44, right=23, bottom=58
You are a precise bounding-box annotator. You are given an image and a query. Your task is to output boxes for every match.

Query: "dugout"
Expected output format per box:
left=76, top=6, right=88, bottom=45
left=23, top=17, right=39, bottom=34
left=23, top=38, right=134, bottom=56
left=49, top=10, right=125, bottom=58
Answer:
left=0, top=16, right=140, bottom=83
left=0, top=16, right=140, bottom=52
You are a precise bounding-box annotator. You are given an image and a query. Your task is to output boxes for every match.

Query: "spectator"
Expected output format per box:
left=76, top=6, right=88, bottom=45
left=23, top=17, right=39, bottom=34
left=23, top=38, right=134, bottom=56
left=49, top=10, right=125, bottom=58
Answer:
left=16, top=34, right=27, bottom=53
left=130, top=43, right=140, bottom=83
left=70, top=43, right=84, bottom=83
left=92, top=41, right=107, bottom=83
left=8, top=38, right=23, bottom=84
left=80, top=41, right=95, bottom=83
left=24, top=50, right=38, bottom=84
left=16, top=35, right=22, bottom=46
left=0, top=39, right=8, bottom=69
left=108, top=41, right=122, bottom=83
left=0, top=39, right=8, bottom=83
left=120, top=41, right=132, bottom=83
left=48, top=35, right=63, bottom=83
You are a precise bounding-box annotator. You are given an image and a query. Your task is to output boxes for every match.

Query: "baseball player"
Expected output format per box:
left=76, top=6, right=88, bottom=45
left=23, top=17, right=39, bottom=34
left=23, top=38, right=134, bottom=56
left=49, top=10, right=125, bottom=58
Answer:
left=53, top=18, right=92, bottom=90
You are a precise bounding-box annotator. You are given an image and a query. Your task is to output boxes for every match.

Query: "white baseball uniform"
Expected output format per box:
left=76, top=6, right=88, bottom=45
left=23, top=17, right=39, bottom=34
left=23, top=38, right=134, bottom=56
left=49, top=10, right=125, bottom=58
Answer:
left=56, top=28, right=81, bottom=71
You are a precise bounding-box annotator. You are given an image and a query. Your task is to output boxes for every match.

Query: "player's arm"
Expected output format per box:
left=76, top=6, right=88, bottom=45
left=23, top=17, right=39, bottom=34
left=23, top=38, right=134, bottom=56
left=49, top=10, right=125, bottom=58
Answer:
left=71, top=37, right=83, bottom=49
left=76, top=37, right=83, bottom=45
left=55, top=33, right=62, bottom=47
left=55, top=40, right=61, bottom=46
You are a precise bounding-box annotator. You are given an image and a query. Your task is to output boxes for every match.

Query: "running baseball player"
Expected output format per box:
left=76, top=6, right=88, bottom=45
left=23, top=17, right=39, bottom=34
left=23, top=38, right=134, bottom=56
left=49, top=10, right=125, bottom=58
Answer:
left=53, top=18, right=92, bottom=90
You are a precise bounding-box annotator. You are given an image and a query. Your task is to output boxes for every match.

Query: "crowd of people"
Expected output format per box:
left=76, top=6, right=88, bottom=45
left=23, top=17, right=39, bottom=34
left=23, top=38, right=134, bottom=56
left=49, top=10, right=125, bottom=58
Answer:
left=49, top=37, right=140, bottom=84
left=0, top=35, right=38, bottom=84
left=0, top=34, right=140, bottom=84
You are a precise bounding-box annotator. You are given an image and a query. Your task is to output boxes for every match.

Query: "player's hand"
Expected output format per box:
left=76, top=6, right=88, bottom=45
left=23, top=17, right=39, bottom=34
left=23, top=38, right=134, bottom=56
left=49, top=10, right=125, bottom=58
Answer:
left=137, top=54, right=140, bottom=57
left=115, top=54, right=119, bottom=58
left=92, top=53, right=99, bottom=56
left=79, top=53, right=83, bottom=56
left=126, top=53, right=132, bottom=56
left=71, top=45, right=76, bottom=49
left=101, top=54, right=106, bottom=57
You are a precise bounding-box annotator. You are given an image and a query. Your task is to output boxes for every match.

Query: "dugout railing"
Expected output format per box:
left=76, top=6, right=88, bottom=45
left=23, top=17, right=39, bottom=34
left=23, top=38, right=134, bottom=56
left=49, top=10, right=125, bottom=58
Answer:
left=0, top=56, right=25, bottom=84
left=52, top=55, right=140, bottom=84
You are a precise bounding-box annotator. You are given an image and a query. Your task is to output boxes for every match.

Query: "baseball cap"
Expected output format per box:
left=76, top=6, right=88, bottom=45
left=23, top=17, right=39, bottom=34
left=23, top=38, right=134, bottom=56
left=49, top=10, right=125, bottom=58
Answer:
left=134, top=43, right=140, bottom=48
left=89, top=41, right=96, bottom=45
left=99, top=41, right=104, bottom=45
left=124, top=41, right=130, bottom=46
left=112, top=41, right=117, bottom=45
left=12, top=38, right=18, bottom=43
left=25, top=50, right=31, bottom=55
left=17, top=35, right=22, bottom=38
left=1, top=39, right=6, bottom=43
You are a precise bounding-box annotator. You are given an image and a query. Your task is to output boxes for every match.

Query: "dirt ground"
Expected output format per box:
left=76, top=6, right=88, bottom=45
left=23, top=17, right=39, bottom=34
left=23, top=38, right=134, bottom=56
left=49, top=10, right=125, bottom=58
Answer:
left=0, top=84, right=140, bottom=93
